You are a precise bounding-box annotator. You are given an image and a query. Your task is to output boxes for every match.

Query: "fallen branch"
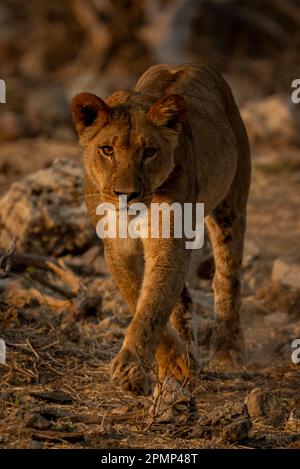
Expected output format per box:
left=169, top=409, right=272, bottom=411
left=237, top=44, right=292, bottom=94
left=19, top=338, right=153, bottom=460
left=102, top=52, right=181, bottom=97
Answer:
left=0, top=249, right=98, bottom=276
left=46, top=259, right=84, bottom=297
left=29, top=272, right=75, bottom=299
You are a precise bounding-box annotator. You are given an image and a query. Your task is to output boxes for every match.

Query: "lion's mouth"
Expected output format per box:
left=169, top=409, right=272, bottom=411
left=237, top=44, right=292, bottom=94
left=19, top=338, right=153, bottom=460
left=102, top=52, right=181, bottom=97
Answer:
left=101, top=193, right=152, bottom=208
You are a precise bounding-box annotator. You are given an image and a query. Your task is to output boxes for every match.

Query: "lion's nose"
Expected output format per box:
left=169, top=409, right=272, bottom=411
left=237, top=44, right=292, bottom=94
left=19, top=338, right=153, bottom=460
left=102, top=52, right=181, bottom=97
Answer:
left=113, top=189, right=142, bottom=202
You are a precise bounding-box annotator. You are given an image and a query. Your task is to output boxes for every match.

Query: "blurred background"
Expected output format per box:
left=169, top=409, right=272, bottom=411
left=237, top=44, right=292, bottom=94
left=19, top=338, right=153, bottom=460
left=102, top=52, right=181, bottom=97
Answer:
left=1, top=0, right=300, bottom=143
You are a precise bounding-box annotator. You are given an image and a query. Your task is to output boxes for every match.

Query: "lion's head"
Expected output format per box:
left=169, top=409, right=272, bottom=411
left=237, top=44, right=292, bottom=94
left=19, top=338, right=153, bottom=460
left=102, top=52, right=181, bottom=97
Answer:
left=72, top=90, right=186, bottom=205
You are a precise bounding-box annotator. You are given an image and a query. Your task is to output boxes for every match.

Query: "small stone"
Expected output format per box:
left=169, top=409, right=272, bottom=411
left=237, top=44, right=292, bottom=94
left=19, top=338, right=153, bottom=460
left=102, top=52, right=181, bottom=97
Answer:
left=29, top=439, right=43, bottom=449
left=267, top=408, right=286, bottom=428
left=24, top=412, right=52, bottom=430
left=209, top=401, right=247, bottom=426
left=245, top=388, right=288, bottom=427
left=272, top=258, right=300, bottom=290
left=148, top=378, right=196, bottom=424
left=72, top=413, right=102, bottom=424
left=257, top=281, right=300, bottom=317
left=284, top=371, right=300, bottom=382
left=244, top=388, right=264, bottom=419
left=30, top=390, right=74, bottom=404
left=222, top=417, right=252, bottom=443
left=264, top=311, right=288, bottom=327
left=288, top=439, right=300, bottom=449
left=286, top=409, right=300, bottom=432
left=241, top=94, right=298, bottom=147
left=263, top=432, right=295, bottom=447
left=38, top=406, right=69, bottom=420
left=73, top=294, right=103, bottom=319
left=0, top=391, right=13, bottom=401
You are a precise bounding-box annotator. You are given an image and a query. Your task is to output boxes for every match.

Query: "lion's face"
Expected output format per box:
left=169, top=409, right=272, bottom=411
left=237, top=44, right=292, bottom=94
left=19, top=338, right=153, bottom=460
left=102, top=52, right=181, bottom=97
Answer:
left=72, top=91, right=186, bottom=205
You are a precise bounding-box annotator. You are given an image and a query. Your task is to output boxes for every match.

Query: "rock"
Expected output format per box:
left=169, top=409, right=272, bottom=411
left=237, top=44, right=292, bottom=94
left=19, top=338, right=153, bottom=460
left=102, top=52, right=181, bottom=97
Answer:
left=257, top=281, right=300, bottom=317
left=222, top=416, right=252, bottom=443
left=0, top=158, right=95, bottom=255
left=73, top=293, right=103, bottom=320
left=245, top=388, right=288, bottom=427
left=256, top=432, right=296, bottom=448
left=264, top=311, right=289, bottom=327
left=71, top=413, right=102, bottom=424
left=29, top=430, right=85, bottom=443
left=272, top=257, right=300, bottom=290
left=149, top=378, right=196, bottom=424
left=209, top=401, right=247, bottom=427
left=245, top=388, right=264, bottom=419
left=267, top=408, right=287, bottom=428
left=241, top=94, right=299, bottom=147
left=38, top=406, right=69, bottom=420
left=288, top=440, right=300, bottom=449
left=283, top=370, right=300, bottom=383
left=29, top=440, right=43, bottom=449
left=0, top=390, right=14, bottom=401
left=24, top=412, right=52, bottom=430
left=30, top=390, right=74, bottom=404
left=286, top=409, right=300, bottom=432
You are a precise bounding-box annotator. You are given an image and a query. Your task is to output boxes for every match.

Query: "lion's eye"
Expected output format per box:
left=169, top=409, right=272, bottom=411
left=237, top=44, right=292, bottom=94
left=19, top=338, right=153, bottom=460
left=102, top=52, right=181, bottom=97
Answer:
left=98, top=145, right=114, bottom=156
left=143, top=147, right=157, bottom=158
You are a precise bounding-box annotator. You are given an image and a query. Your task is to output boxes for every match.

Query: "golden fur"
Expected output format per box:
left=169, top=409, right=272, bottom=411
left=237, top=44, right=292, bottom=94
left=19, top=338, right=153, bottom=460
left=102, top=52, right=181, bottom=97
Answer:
left=72, top=63, right=251, bottom=394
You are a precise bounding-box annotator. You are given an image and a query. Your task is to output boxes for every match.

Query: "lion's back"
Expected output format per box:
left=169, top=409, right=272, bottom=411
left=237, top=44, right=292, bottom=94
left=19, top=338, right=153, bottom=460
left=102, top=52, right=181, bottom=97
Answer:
left=135, top=63, right=250, bottom=211
left=135, top=63, right=239, bottom=144
left=135, top=63, right=225, bottom=113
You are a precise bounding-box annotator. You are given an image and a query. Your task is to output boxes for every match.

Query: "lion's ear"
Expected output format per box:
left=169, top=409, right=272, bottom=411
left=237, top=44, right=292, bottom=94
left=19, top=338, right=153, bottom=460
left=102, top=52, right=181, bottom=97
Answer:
left=71, top=92, right=109, bottom=136
left=147, top=94, right=187, bottom=131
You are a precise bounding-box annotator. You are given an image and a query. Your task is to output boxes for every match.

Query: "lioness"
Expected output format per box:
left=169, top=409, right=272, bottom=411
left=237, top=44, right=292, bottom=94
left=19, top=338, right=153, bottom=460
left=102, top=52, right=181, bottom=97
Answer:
left=72, top=64, right=251, bottom=395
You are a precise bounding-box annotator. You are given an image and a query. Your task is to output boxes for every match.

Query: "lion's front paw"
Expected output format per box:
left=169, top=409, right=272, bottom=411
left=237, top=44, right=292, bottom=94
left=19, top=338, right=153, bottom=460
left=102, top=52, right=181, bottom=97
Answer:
left=209, top=320, right=246, bottom=369
left=111, top=348, right=152, bottom=395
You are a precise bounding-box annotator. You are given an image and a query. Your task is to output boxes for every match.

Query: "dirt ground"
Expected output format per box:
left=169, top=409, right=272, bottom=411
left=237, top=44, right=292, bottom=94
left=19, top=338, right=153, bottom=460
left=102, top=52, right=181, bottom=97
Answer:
left=0, top=135, right=299, bottom=449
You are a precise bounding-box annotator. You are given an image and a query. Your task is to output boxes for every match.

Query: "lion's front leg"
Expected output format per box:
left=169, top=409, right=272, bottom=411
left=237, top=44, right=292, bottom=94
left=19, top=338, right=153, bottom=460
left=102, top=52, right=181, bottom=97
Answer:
left=104, top=238, right=145, bottom=314
left=111, top=238, right=188, bottom=394
left=104, top=241, right=153, bottom=394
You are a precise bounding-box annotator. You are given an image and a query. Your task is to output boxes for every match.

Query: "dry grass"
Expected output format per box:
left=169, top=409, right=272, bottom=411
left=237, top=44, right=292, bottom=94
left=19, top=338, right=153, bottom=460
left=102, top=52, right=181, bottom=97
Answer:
left=0, top=264, right=299, bottom=448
